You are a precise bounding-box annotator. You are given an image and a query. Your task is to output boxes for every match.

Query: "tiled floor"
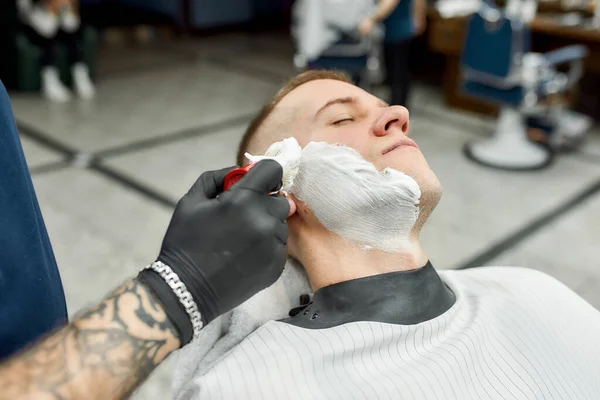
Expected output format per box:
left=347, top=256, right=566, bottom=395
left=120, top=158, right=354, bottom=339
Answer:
left=20, top=136, right=63, bottom=168
left=11, top=33, right=600, bottom=399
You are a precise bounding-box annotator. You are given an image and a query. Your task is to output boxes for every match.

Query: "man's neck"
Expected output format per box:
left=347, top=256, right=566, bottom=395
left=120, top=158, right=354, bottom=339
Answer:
left=298, top=231, right=429, bottom=291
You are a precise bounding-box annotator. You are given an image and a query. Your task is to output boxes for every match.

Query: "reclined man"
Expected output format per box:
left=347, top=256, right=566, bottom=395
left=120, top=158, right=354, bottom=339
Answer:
left=174, top=70, right=600, bottom=400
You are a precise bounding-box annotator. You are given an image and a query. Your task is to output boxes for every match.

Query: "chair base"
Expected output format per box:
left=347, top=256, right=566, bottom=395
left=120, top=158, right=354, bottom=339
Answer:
left=464, top=108, right=553, bottom=171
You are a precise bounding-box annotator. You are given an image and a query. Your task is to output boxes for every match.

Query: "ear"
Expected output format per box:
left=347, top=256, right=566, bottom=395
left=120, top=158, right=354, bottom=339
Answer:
left=288, top=194, right=312, bottom=218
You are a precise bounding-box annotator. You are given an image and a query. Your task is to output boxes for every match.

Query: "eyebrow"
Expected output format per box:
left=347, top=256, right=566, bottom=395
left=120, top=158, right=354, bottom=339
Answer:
left=314, top=97, right=356, bottom=118
left=314, top=97, right=389, bottom=118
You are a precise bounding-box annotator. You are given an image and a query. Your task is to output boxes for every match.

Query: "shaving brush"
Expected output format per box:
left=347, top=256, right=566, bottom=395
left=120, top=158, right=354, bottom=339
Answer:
left=245, top=138, right=302, bottom=194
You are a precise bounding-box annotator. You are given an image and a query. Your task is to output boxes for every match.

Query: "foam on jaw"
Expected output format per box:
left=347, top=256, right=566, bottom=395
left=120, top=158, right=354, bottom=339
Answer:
left=245, top=138, right=422, bottom=253
left=291, top=142, right=422, bottom=253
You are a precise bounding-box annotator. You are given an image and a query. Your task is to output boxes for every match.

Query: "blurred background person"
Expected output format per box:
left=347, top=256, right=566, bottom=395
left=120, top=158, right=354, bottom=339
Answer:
left=16, top=0, right=95, bottom=102
left=290, top=0, right=380, bottom=89
left=359, top=0, right=427, bottom=106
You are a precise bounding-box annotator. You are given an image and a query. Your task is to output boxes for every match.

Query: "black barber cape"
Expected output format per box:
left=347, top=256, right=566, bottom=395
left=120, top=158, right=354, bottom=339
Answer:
left=175, top=262, right=600, bottom=399
left=0, top=81, right=67, bottom=360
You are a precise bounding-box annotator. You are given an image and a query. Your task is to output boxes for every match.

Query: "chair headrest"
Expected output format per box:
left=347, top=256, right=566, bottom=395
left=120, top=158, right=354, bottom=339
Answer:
left=478, top=1, right=504, bottom=24
left=460, top=7, right=531, bottom=89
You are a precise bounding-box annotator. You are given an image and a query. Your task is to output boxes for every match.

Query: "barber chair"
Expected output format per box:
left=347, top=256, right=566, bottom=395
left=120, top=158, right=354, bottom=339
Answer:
left=290, top=0, right=384, bottom=91
left=304, top=31, right=383, bottom=91
left=460, top=3, right=588, bottom=170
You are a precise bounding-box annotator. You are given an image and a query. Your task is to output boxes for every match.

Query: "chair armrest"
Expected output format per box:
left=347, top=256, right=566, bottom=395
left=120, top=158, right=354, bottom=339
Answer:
left=539, top=45, right=588, bottom=95
left=542, top=45, right=588, bottom=67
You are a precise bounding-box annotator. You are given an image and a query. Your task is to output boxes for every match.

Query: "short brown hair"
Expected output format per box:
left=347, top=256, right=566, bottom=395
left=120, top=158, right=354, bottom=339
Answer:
left=236, top=69, right=352, bottom=166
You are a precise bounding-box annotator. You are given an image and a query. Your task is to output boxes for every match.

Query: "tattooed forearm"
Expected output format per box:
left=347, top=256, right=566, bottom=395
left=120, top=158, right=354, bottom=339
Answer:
left=0, top=279, right=180, bottom=400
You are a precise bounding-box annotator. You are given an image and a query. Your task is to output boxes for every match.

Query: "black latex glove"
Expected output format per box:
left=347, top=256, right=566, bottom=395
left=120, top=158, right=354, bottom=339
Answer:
left=138, top=160, right=290, bottom=345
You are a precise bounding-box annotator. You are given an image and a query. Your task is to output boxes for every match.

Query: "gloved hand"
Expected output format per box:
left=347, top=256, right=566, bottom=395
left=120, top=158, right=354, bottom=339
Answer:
left=138, top=160, right=291, bottom=345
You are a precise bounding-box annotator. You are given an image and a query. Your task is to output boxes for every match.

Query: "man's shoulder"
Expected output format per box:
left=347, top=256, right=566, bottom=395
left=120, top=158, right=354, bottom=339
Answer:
left=441, top=266, right=596, bottom=314
left=442, top=265, right=562, bottom=285
left=442, top=265, right=560, bottom=285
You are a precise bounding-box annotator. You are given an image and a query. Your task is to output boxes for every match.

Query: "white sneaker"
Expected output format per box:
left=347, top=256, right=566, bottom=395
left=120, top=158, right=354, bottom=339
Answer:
left=41, top=66, right=71, bottom=103
left=72, top=63, right=96, bottom=99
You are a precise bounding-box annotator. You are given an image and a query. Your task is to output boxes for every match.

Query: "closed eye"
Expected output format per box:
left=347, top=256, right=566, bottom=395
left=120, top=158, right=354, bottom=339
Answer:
left=332, top=118, right=354, bottom=125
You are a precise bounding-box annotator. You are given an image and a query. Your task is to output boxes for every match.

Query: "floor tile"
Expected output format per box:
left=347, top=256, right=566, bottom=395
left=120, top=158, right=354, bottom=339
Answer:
left=581, top=126, right=600, bottom=159
left=10, top=61, right=278, bottom=153
left=410, top=88, right=495, bottom=137
left=420, top=218, right=493, bottom=270
left=19, top=135, right=63, bottom=168
left=488, top=246, right=600, bottom=310
left=488, top=247, right=597, bottom=292
left=409, top=117, right=600, bottom=269
left=173, top=33, right=266, bottom=59
left=576, top=278, right=600, bottom=310
left=491, top=191, right=600, bottom=276
left=241, top=33, right=297, bottom=54
left=36, top=200, right=148, bottom=312
left=96, top=43, right=195, bottom=78
left=208, top=34, right=298, bottom=80
left=410, top=82, right=442, bottom=106
left=103, top=123, right=247, bottom=202
left=218, top=49, right=298, bottom=81
left=32, top=168, right=173, bottom=305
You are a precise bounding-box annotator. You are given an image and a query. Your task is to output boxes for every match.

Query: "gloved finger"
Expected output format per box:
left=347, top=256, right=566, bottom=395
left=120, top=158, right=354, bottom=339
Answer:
left=268, top=194, right=291, bottom=221
left=234, top=159, right=283, bottom=194
left=264, top=249, right=288, bottom=288
left=187, top=166, right=237, bottom=199
left=274, top=218, right=289, bottom=246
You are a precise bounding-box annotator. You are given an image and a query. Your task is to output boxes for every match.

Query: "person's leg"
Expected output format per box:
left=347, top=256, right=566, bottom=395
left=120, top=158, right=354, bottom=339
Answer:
left=395, top=39, right=412, bottom=106
left=23, top=24, right=54, bottom=67
left=24, top=24, right=71, bottom=102
left=57, top=18, right=95, bottom=99
left=57, top=27, right=85, bottom=67
left=0, top=81, right=68, bottom=360
left=384, top=40, right=412, bottom=107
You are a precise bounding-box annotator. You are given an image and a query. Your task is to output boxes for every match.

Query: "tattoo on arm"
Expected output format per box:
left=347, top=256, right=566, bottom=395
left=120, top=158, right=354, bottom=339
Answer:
left=0, top=279, right=180, bottom=400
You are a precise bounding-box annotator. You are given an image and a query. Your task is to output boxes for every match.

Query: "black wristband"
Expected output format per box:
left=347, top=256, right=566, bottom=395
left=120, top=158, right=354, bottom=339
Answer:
left=137, top=270, right=193, bottom=346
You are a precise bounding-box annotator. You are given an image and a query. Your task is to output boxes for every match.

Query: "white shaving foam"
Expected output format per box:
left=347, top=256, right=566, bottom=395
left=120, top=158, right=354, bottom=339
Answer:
left=291, top=142, right=422, bottom=253
left=245, top=137, right=302, bottom=193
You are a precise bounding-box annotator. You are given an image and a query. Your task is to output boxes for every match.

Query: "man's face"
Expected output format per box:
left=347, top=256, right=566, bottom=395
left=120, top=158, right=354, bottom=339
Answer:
left=271, top=79, right=441, bottom=199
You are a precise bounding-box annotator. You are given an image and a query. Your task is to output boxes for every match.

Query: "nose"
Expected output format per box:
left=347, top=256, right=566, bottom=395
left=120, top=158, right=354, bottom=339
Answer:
left=373, top=106, right=410, bottom=137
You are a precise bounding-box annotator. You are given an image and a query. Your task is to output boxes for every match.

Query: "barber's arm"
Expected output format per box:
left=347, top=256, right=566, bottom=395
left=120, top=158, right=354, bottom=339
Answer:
left=359, top=0, right=400, bottom=36
left=0, top=279, right=179, bottom=400
left=0, top=160, right=291, bottom=400
left=413, top=0, right=427, bottom=36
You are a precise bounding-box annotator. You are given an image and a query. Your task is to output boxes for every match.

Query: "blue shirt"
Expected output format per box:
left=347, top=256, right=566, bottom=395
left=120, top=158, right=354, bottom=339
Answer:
left=0, top=81, right=67, bottom=360
left=383, top=0, right=414, bottom=43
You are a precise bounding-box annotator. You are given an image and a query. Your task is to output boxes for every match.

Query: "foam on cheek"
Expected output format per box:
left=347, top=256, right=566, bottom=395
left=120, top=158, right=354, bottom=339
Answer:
left=291, top=142, right=422, bottom=253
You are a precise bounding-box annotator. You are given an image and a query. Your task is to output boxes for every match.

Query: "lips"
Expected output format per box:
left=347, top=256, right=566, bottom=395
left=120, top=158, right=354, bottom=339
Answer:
left=382, top=138, right=419, bottom=155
